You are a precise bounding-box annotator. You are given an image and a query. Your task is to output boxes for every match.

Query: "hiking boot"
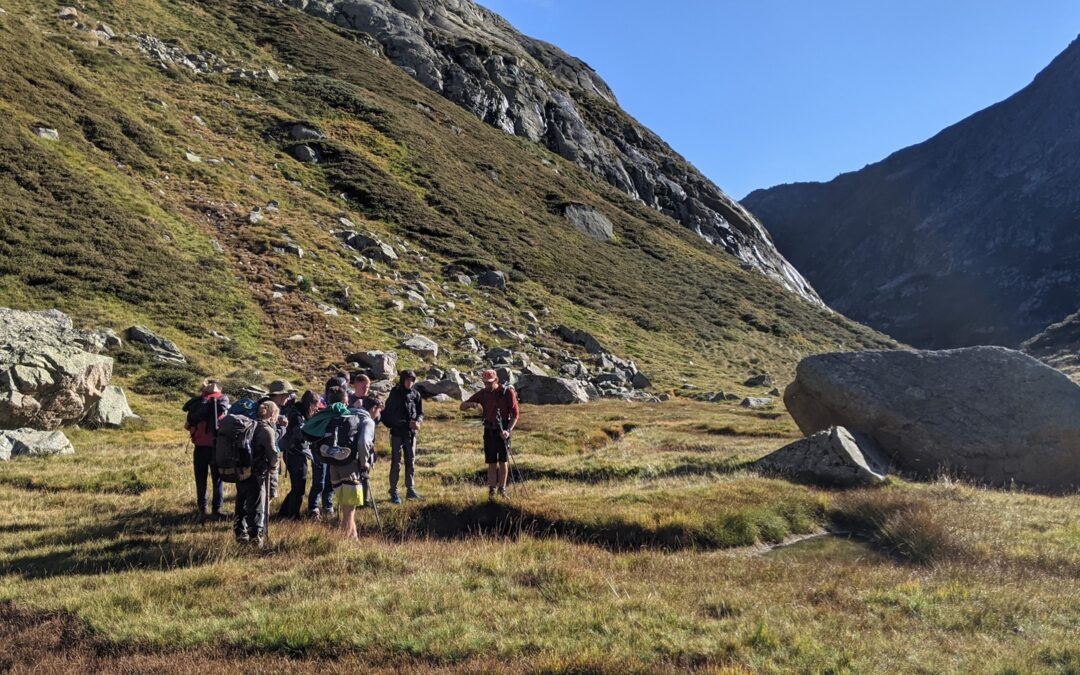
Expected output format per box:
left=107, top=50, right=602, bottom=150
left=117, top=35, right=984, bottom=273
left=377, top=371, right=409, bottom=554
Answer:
left=488, top=486, right=496, bottom=499
left=389, top=492, right=402, bottom=505
left=254, top=537, right=265, bottom=550
left=211, top=510, right=226, bottom=522
left=406, top=488, right=423, bottom=501
left=197, top=507, right=209, bottom=523
left=310, top=508, right=321, bottom=521
left=497, top=487, right=509, bottom=498
left=235, top=535, right=250, bottom=545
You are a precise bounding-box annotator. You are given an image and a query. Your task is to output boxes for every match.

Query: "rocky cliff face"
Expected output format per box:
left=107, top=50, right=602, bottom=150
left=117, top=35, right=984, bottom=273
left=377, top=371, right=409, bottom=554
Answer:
left=275, top=0, right=822, bottom=303
left=1022, top=310, right=1080, bottom=382
left=743, top=37, right=1080, bottom=348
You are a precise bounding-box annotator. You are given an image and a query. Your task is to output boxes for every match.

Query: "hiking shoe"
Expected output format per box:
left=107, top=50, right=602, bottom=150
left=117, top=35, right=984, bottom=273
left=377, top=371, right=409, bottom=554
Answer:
left=211, top=511, right=226, bottom=522
left=254, top=538, right=265, bottom=550
left=389, top=492, right=402, bottom=505
left=488, top=487, right=497, bottom=499
left=235, top=535, right=250, bottom=545
left=497, top=487, right=509, bottom=498
left=196, top=507, right=209, bottom=523
left=406, top=489, right=423, bottom=501
left=309, top=508, right=321, bottom=521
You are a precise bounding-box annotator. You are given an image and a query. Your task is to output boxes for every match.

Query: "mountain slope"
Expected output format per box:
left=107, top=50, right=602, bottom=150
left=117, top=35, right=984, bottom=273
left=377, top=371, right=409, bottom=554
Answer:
left=743, top=37, right=1080, bottom=349
left=0, top=0, right=891, bottom=400
left=276, top=0, right=821, bottom=303
left=1022, top=310, right=1080, bottom=382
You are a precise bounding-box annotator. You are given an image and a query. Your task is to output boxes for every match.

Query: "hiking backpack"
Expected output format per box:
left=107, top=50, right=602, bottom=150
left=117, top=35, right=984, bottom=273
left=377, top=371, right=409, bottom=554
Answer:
left=214, top=413, right=257, bottom=482
left=184, top=395, right=226, bottom=433
left=317, top=415, right=358, bottom=466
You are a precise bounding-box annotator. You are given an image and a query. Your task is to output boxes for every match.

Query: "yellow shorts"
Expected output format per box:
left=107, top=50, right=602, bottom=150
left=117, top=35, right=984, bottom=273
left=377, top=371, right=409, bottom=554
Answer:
left=334, top=484, right=365, bottom=507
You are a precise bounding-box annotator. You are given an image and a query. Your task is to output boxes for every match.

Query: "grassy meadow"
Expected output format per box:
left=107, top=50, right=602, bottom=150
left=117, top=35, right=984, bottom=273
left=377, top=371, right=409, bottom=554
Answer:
left=1, top=399, right=1078, bottom=673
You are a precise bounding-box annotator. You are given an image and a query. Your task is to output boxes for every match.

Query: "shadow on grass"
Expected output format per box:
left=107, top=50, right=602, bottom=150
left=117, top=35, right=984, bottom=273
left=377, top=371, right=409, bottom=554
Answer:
left=0, top=507, right=224, bottom=579
left=399, top=499, right=809, bottom=552
left=440, top=458, right=751, bottom=486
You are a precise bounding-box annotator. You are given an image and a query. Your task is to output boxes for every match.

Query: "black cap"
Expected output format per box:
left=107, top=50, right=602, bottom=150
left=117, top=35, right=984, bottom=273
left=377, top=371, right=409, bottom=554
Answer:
left=399, top=369, right=417, bottom=382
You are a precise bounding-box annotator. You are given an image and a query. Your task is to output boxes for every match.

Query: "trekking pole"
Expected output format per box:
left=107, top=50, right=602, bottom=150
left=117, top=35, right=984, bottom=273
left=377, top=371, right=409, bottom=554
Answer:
left=498, top=416, right=529, bottom=498
left=362, top=476, right=385, bottom=536
left=264, top=470, right=271, bottom=544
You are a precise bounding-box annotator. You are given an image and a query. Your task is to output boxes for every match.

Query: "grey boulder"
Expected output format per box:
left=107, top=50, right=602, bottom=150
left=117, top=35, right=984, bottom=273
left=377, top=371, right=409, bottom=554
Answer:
left=785, top=346, right=1080, bottom=489
left=515, top=373, right=589, bottom=405
left=126, top=325, right=186, bottom=363
left=476, top=270, right=507, bottom=290
left=755, top=426, right=887, bottom=487
left=83, top=385, right=139, bottom=429
left=564, top=204, right=614, bottom=241
left=401, top=335, right=439, bottom=360
left=740, top=397, right=773, bottom=409
left=346, top=350, right=398, bottom=380
left=0, top=428, right=75, bottom=461
left=414, top=379, right=464, bottom=401
left=0, top=308, right=115, bottom=430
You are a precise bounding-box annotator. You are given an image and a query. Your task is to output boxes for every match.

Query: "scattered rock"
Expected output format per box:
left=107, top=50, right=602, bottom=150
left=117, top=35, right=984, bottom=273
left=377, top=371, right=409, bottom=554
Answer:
left=554, top=325, right=606, bottom=354
left=83, top=385, right=139, bottom=429
left=184, top=151, right=201, bottom=163
left=56, top=7, right=78, bottom=20
left=740, top=397, right=773, bottom=409
left=126, top=326, right=186, bottom=363
left=564, top=204, right=614, bottom=241
left=0, top=428, right=75, bottom=461
left=785, top=346, right=1080, bottom=489
left=754, top=426, right=887, bottom=487
left=476, top=270, right=506, bottom=290
left=516, top=373, right=589, bottom=405
left=744, top=373, right=774, bottom=387
left=288, top=144, right=320, bottom=163
left=346, top=350, right=398, bottom=380
left=288, top=123, right=323, bottom=141
left=32, top=126, right=60, bottom=141
left=401, top=335, right=439, bottom=360
left=414, top=378, right=464, bottom=400
left=631, top=371, right=652, bottom=389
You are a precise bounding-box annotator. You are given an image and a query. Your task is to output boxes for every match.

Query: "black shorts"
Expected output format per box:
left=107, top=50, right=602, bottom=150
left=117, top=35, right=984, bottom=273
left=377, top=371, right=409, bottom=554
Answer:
left=483, top=427, right=509, bottom=463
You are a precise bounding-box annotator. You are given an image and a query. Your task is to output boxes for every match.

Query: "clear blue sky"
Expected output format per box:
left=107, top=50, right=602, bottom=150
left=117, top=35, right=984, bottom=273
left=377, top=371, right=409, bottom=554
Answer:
left=479, top=1, right=1080, bottom=199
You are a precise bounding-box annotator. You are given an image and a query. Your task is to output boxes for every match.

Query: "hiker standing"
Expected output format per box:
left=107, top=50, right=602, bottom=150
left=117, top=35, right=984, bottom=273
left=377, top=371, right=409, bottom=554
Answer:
left=308, top=376, right=348, bottom=519
left=277, top=390, right=321, bottom=520
left=235, top=401, right=280, bottom=547
left=258, top=380, right=295, bottom=502
left=328, top=394, right=382, bottom=539
left=461, top=370, right=519, bottom=498
left=182, top=379, right=230, bottom=521
left=382, top=370, right=424, bottom=504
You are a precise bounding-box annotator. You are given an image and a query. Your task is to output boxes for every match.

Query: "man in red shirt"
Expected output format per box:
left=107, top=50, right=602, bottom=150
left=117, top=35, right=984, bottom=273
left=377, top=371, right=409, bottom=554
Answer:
left=461, top=370, right=520, bottom=498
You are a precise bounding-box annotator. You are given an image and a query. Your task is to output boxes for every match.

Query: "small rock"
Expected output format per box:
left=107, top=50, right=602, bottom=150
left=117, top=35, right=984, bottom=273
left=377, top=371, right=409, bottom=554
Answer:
left=288, top=123, right=322, bottom=141
left=126, top=325, right=186, bottom=363
left=32, top=126, right=60, bottom=141
left=744, top=373, right=775, bottom=387
left=401, top=335, right=439, bottom=360
left=476, top=270, right=506, bottom=290
left=740, top=397, right=773, bottom=409
left=56, top=7, right=78, bottom=19
left=184, top=151, right=201, bottom=163
left=288, top=144, right=319, bottom=163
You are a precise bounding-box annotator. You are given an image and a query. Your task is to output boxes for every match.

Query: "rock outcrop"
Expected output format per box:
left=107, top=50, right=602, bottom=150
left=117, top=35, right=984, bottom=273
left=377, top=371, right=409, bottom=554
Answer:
left=1021, top=309, right=1080, bottom=383
left=784, top=347, right=1080, bottom=489
left=0, top=308, right=116, bottom=430
left=84, top=385, right=139, bottom=429
left=755, top=426, right=887, bottom=487
left=744, top=37, right=1080, bottom=348
left=279, top=0, right=821, bottom=304
left=0, top=428, right=76, bottom=461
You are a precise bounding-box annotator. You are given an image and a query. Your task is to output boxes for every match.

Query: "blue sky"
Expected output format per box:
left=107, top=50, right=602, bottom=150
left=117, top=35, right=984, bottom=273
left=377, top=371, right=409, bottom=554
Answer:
left=479, top=1, right=1080, bottom=199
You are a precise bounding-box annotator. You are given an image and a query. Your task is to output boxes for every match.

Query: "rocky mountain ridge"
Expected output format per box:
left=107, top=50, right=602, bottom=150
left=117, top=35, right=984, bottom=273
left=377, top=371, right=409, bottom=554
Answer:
left=274, top=0, right=822, bottom=303
left=743, top=36, right=1080, bottom=348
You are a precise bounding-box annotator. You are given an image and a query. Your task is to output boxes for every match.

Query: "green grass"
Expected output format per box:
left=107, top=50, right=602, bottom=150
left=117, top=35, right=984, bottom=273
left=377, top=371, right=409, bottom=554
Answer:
left=1, top=399, right=1079, bottom=672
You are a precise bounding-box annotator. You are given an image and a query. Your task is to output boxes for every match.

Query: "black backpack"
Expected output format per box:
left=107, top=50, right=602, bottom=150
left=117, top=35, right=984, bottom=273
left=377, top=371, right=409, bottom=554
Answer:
left=214, top=414, right=257, bottom=482
left=317, top=415, right=358, bottom=466
left=184, top=396, right=226, bottom=434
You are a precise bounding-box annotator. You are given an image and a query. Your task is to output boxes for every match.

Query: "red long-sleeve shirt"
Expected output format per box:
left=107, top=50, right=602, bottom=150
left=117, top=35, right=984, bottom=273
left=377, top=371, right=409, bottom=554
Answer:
left=466, top=385, right=519, bottom=430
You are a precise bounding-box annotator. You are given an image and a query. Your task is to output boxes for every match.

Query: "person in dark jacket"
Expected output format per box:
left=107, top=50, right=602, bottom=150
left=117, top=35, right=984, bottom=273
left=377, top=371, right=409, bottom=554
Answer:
left=277, top=390, right=320, bottom=520
left=235, top=401, right=280, bottom=547
left=309, top=383, right=345, bottom=519
left=381, top=370, right=423, bottom=504
left=182, top=379, right=230, bottom=522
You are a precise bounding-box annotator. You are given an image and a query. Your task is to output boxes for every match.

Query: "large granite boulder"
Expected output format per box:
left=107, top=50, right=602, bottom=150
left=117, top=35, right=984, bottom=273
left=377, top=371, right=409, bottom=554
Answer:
left=755, top=426, right=887, bottom=487
left=0, top=428, right=76, bottom=461
left=564, top=204, right=614, bottom=241
left=0, top=308, right=115, bottom=430
left=785, top=347, right=1080, bottom=489
left=414, top=379, right=464, bottom=401
left=401, top=335, right=439, bottom=360
left=516, top=373, right=589, bottom=405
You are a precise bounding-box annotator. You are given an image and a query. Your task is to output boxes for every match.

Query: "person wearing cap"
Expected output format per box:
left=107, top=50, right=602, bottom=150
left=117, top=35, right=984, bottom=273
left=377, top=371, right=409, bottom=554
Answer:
left=182, top=379, right=230, bottom=521
left=258, top=380, right=296, bottom=502
left=461, top=370, right=520, bottom=498
left=381, top=370, right=424, bottom=504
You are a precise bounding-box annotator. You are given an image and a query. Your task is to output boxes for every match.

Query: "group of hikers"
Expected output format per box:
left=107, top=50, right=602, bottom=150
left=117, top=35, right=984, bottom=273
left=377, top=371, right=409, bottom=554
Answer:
left=182, top=369, right=520, bottom=547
